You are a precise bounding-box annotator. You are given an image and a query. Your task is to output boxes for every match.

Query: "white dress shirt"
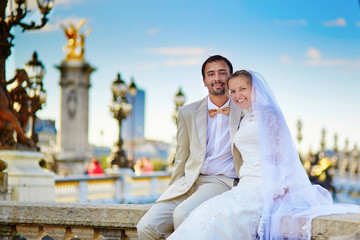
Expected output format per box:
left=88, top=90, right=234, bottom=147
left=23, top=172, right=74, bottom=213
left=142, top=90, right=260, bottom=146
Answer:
left=200, top=97, right=238, bottom=178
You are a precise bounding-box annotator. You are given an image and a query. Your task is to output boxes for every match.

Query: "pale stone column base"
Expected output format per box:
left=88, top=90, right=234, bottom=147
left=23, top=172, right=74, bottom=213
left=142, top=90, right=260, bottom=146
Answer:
left=0, top=150, right=55, bottom=202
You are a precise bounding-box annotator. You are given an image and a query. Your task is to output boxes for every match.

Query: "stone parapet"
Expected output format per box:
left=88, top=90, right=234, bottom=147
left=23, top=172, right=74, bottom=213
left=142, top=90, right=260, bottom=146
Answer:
left=0, top=201, right=359, bottom=239
left=0, top=201, right=150, bottom=239
left=312, top=214, right=360, bottom=239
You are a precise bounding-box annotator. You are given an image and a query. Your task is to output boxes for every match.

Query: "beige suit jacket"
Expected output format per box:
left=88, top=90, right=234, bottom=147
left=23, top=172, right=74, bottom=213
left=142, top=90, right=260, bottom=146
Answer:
left=157, top=96, right=243, bottom=202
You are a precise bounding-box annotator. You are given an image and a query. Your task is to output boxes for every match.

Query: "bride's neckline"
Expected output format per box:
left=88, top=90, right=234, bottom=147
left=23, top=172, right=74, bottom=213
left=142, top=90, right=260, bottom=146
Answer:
left=242, top=106, right=253, bottom=115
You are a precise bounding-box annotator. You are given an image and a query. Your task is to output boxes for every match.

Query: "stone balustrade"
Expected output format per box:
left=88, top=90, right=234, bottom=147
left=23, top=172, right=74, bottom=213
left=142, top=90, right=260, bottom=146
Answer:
left=0, top=201, right=150, bottom=240
left=55, top=170, right=171, bottom=204
left=0, top=201, right=360, bottom=239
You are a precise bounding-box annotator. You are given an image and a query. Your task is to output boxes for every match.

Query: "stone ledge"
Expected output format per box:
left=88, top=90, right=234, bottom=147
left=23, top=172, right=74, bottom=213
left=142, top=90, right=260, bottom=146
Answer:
left=0, top=201, right=151, bottom=229
left=0, top=201, right=359, bottom=239
left=312, top=214, right=360, bottom=239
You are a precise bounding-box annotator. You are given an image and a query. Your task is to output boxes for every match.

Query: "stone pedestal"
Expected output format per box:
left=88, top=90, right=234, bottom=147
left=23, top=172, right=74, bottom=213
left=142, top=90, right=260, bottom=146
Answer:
left=56, top=59, right=95, bottom=175
left=0, top=150, right=55, bottom=201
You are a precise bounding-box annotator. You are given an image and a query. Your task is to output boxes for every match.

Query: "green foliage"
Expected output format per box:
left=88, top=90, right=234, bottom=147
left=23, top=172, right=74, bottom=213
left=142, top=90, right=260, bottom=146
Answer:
left=100, top=155, right=109, bottom=169
left=151, top=158, right=168, bottom=171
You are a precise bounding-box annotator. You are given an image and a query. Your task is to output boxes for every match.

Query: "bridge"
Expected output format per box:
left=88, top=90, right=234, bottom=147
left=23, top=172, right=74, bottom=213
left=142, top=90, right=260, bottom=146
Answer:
left=1, top=161, right=360, bottom=239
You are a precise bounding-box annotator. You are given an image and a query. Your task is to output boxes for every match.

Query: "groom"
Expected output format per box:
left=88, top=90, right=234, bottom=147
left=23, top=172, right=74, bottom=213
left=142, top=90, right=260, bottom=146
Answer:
left=137, top=55, right=243, bottom=239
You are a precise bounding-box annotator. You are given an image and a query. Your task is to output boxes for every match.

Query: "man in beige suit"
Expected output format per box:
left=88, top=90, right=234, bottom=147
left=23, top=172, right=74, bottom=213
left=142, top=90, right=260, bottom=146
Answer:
left=137, top=55, right=242, bottom=239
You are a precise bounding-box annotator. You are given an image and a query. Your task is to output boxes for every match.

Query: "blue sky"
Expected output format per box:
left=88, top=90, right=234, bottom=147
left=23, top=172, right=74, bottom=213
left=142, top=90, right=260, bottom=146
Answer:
left=7, top=0, right=360, bottom=153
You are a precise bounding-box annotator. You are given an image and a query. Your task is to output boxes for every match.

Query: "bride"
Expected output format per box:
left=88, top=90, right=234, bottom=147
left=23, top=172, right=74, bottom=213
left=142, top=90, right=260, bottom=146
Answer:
left=168, top=70, right=359, bottom=240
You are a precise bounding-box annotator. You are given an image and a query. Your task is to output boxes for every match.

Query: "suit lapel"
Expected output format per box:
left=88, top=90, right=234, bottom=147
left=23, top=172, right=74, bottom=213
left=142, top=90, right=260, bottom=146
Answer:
left=229, top=100, right=242, bottom=153
left=194, top=97, right=208, bottom=157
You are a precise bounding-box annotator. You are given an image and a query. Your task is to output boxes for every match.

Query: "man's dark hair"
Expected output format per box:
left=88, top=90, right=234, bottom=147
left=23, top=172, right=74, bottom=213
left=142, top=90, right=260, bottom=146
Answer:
left=201, top=55, right=233, bottom=78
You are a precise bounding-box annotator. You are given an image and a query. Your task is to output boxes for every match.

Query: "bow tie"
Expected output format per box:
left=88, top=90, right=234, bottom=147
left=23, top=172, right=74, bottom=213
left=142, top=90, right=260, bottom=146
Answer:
left=208, top=107, right=230, bottom=118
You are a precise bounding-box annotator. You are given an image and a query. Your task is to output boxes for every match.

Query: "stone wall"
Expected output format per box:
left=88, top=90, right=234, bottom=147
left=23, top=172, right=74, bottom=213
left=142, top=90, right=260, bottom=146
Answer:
left=0, top=201, right=359, bottom=239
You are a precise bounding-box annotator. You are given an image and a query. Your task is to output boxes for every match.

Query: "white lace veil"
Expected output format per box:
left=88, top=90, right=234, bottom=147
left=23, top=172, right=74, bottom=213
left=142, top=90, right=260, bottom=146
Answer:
left=246, top=70, right=359, bottom=240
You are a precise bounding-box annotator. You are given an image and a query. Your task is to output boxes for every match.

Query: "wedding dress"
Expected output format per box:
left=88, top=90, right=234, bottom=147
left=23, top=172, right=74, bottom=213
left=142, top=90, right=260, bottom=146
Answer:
left=168, top=70, right=359, bottom=240
left=168, top=108, right=263, bottom=240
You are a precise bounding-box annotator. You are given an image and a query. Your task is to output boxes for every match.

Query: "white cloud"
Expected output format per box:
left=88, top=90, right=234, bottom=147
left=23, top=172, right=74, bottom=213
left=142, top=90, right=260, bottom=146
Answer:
left=148, top=47, right=207, bottom=56
left=34, top=16, right=88, bottom=33
left=356, top=22, right=360, bottom=27
left=307, top=48, right=321, bottom=59
left=322, top=18, right=346, bottom=27
left=280, top=55, right=291, bottom=63
left=136, top=62, right=158, bottom=70
left=139, top=47, right=206, bottom=69
left=163, top=58, right=203, bottom=66
left=6, top=0, right=81, bottom=14
left=51, top=0, right=84, bottom=9
left=5, top=1, right=84, bottom=34
left=306, top=58, right=347, bottom=67
left=146, top=28, right=160, bottom=35
left=353, top=59, right=360, bottom=67
left=273, top=19, right=307, bottom=26
left=304, top=47, right=357, bottom=67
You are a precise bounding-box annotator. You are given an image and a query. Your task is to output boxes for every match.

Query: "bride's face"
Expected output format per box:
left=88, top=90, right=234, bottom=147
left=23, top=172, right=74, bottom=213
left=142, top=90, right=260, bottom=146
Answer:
left=228, top=76, right=252, bottom=109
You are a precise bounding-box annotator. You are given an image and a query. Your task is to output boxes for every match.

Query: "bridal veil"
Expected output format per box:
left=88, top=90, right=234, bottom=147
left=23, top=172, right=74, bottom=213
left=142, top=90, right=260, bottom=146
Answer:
left=248, top=70, right=359, bottom=239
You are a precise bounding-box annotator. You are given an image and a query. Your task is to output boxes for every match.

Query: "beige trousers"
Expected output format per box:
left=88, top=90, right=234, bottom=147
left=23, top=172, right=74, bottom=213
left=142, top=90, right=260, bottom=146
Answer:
left=137, top=175, right=236, bottom=240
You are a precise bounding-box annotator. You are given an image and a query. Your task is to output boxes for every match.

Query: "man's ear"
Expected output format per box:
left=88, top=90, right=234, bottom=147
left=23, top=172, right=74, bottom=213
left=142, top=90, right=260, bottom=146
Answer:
left=203, top=79, right=206, bottom=87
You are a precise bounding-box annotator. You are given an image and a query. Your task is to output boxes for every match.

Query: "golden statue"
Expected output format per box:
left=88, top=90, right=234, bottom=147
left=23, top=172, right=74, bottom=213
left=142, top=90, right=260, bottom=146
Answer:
left=61, top=19, right=92, bottom=61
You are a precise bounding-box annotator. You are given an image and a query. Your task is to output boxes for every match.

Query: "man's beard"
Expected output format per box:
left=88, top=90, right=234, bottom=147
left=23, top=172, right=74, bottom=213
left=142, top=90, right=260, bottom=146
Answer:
left=210, top=82, right=226, bottom=96
left=212, top=88, right=225, bottom=95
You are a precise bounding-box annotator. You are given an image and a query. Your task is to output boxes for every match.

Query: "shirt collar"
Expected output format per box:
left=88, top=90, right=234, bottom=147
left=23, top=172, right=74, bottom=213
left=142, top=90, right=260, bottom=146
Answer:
left=207, top=96, right=230, bottom=110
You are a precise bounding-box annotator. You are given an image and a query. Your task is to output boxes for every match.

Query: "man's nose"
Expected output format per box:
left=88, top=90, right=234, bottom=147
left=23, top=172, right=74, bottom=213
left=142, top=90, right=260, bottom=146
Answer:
left=215, top=73, right=223, bottom=80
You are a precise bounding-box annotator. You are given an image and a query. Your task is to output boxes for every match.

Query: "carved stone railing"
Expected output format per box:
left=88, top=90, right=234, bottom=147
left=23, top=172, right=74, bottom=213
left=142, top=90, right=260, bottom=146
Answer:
left=333, top=171, right=360, bottom=205
left=55, top=170, right=171, bottom=204
left=0, top=201, right=359, bottom=240
left=0, top=201, right=150, bottom=240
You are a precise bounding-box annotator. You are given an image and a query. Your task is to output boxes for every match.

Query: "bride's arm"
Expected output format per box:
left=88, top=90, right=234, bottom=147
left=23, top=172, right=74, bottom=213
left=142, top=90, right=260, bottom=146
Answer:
left=261, top=106, right=293, bottom=198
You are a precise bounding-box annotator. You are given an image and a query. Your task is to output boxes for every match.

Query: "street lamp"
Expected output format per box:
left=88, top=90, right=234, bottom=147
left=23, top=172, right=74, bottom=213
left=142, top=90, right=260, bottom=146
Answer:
left=320, top=128, right=326, bottom=154
left=129, top=77, right=137, bottom=97
left=296, top=119, right=303, bottom=159
left=25, top=51, right=47, bottom=145
left=108, top=73, right=133, bottom=168
left=0, top=0, right=54, bottom=85
left=0, top=0, right=54, bottom=148
left=128, top=77, right=137, bottom=161
left=168, top=87, right=185, bottom=165
left=172, top=87, right=185, bottom=125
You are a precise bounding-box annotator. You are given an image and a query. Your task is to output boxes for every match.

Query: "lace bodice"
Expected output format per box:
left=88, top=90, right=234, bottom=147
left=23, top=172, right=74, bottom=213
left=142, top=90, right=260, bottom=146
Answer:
left=234, top=109, right=261, bottom=178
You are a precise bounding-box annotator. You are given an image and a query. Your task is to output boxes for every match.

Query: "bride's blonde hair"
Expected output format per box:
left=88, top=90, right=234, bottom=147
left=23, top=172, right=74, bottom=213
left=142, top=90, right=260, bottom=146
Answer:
left=227, top=70, right=252, bottom=87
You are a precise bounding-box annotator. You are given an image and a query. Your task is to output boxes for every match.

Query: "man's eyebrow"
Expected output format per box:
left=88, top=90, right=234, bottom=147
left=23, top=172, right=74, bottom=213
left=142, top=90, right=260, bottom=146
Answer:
left=206, top=69, right=227, bottom=74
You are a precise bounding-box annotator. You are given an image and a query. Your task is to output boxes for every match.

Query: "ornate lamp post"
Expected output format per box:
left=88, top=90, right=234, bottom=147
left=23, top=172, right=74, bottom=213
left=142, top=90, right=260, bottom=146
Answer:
left=0, top=0, right=54, bottom=85
left=168, top=87, right=185, bottom=165
left=332, top=133, right=339, bottom=169
left=296, top=119, right=303, bottom=159
left=0, top=0, right=54, bottom=148
left=172, top=87, right=185, bottom=125
left=320, top=128, right=326, bottom=154
left=108, top=73, right=133, bottom=168
left=128, top=77, right=137, bottom=160
left=24, top=51, right=47, bottom=145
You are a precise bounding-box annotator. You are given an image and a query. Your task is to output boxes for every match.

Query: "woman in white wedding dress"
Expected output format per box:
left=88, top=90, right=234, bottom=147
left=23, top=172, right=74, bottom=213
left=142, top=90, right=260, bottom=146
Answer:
left=168, top=70, right=359, bottom=240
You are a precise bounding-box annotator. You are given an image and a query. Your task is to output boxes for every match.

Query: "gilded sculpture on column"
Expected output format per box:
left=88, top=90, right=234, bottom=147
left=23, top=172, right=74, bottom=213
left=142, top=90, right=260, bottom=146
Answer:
left=61, top=19, right=92, bottom=61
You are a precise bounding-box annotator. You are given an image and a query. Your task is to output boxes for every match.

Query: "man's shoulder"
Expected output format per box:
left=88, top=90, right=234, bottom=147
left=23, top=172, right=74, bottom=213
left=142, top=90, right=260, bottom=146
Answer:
left=180, top=97, right=206, bottom=113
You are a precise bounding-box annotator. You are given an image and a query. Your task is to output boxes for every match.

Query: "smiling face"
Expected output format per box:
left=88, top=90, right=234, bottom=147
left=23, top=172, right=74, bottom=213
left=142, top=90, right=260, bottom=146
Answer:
left=228, top=75, right=252, bottom=109
left=203, top=60, right=231, bottom=96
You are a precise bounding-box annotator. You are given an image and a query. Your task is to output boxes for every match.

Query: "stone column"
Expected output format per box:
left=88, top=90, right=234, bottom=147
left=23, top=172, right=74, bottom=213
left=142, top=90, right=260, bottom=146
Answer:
left=56, top=59, right=95, bottom=175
